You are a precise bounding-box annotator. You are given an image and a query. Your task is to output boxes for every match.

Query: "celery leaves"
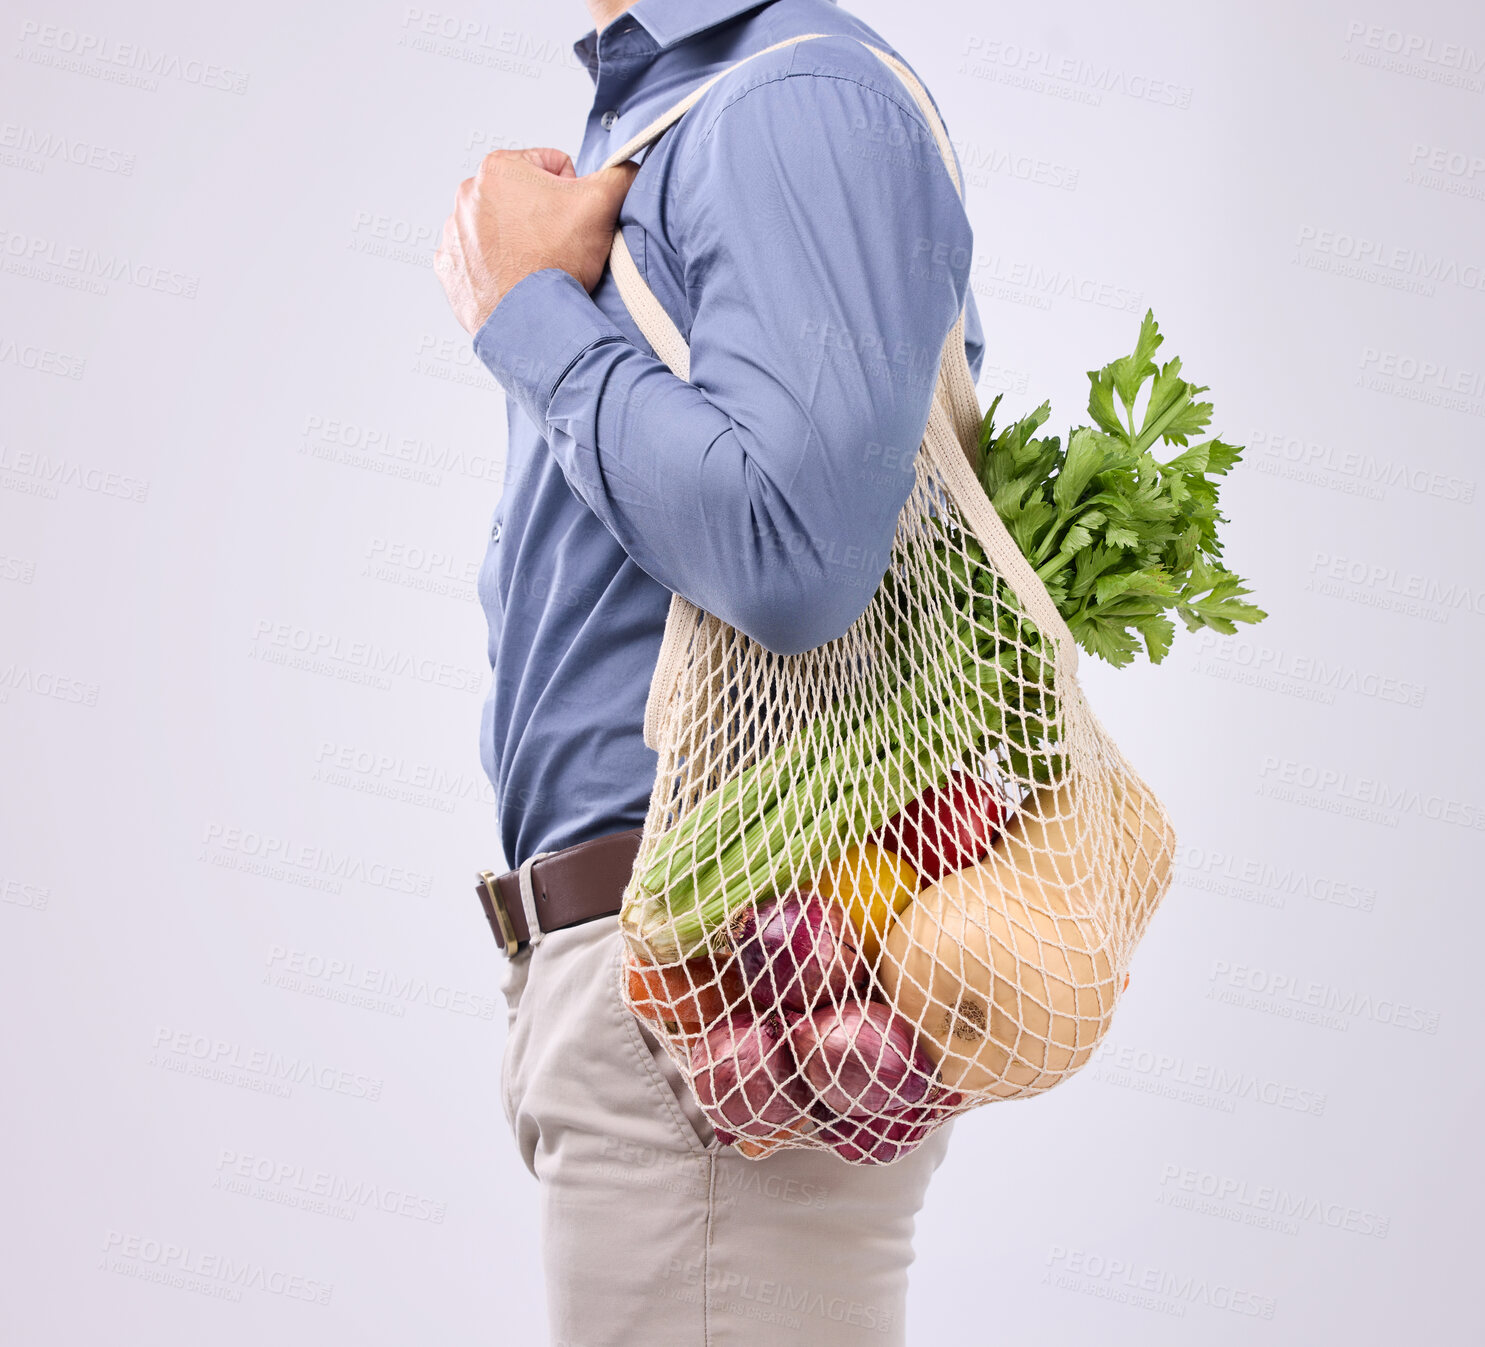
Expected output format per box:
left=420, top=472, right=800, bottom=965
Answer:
left=976, top=310, right=1267, bottom=667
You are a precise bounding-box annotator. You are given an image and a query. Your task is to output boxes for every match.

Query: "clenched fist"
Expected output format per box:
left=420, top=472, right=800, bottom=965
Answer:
left=435, top=147, right=639, bottom=335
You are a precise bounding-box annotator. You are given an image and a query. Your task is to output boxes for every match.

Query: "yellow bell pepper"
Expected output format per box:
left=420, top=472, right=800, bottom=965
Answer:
left=815, top=842, right=919, bottom=966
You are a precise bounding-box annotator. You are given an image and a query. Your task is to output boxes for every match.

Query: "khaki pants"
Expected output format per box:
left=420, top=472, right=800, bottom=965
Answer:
left=499, top=913, right=953, bottom=1346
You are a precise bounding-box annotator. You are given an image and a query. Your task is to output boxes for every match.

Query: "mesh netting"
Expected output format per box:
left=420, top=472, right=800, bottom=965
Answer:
left=600, top=33, right=1176, bottom=1165
left=616, top=425, right=1175, bottom=1163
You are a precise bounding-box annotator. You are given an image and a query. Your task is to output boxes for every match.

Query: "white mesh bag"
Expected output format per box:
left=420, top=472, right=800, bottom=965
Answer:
left=600, top=34, right=1177, bottom=1164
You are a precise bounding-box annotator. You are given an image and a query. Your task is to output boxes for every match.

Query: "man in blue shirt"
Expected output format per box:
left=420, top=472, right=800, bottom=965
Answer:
left=438, top=1, right=984, bottom=1340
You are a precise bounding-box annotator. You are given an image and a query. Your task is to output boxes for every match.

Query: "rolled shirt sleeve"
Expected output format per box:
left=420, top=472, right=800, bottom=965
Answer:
left=476, top=58, right=975, bottom=656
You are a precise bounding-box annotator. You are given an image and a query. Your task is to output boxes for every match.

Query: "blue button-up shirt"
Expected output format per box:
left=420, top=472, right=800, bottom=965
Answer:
left=473, top=0, right=984, bottom=869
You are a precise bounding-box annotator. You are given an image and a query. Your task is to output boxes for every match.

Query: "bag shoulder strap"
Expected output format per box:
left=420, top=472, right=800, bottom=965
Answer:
left=599, top=32, right=974, bottom=437
left=599, top=31, right=962, bottom=193
left=600, top=32, right=1081, bottom=693
left=596, top=36, right=844, bottom=382
left=598, top=34, right=898, bottom=176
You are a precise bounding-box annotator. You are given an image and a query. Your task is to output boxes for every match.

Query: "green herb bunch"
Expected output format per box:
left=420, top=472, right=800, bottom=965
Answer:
left=978, top=309, right=1266, bottom=667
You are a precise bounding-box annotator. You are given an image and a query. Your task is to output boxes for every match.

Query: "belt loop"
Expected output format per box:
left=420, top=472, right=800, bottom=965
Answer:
left=518, top=851, right=554, bottom=947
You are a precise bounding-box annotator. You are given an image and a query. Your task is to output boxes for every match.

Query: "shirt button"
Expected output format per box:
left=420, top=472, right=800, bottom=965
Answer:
left=600, top=109, right=618, bottom=130
left=491, top=521, right=502, bottom=543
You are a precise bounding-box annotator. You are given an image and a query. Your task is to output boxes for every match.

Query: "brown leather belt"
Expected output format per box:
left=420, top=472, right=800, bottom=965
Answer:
left=475, top=828, right=642, bottom=956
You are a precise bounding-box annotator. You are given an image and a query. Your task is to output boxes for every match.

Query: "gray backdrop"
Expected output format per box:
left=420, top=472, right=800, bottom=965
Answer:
left=3, top=0, right=1481, bottom=1340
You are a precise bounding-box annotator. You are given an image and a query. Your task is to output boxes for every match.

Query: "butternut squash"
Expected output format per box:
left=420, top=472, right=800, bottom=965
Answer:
left=877, top=772, right=1173, bottom=1098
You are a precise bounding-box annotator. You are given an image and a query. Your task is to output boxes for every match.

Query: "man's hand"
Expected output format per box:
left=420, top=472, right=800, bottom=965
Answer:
left=435, top=147, right=639, bottom=335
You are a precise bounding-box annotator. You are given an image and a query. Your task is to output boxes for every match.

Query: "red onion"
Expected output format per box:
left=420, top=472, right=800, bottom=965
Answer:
left=821, top=1088, right=963, bottom=1164
left=689, top=1013, right=811, bottom=1138
left=823, top=1111, right=930, bottom=1164
left=922, top=1088, right=964, bottom=1114
left=731, top=890, right=866, bottom=1015
left=791, top=1001, right=936, bottom=1118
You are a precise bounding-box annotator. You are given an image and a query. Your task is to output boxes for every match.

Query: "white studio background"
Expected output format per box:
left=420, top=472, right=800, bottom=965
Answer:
left=2, top=0, right=1480, bottom=1341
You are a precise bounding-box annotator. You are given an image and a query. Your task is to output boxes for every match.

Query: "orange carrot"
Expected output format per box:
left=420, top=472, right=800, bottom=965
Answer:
left=625, top=954, right=744, bottom=1037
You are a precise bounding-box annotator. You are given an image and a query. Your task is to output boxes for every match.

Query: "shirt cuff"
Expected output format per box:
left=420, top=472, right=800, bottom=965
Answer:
left=472, top=267, right=627, bottom=429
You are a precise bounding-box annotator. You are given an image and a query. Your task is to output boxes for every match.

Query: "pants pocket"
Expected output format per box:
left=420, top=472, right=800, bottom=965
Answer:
left=610, top=940, right=718, bottom=1154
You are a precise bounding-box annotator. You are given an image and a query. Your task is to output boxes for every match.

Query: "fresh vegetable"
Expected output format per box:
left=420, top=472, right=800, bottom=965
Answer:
left=626, top=955, right=745, bottom=1037
left=877, top=772, right=1173, bottom=1097
left=730, top=890, right=866, bottom=1015
left=821, top=1111, right=932, bottom=1165
left=622, top=311, right=1265, bottom=960
left=819, top=1090, right=963, bottom=1165
left=871, top=769, right=1003, bottom=886
left=981, top=311, right=1266, bottom=668
left=813, top=843, right=919, bottom=966
left=790, top=1001, right=936, bottom=1118
left=715, top=1118, right=815, bottom=1158
left=690, top=1013, right=812, bottom=1138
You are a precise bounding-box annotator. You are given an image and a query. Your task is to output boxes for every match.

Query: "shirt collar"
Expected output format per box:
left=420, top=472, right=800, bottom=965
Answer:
left=571, top=0, right=788, bottom=74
